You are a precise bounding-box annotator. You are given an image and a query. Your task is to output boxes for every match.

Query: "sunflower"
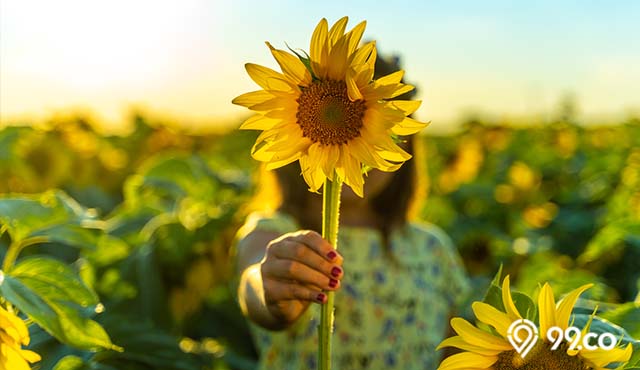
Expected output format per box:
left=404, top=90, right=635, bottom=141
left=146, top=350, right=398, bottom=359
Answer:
left=0, top=306, right=41, bottom=370
left=232, top=16, right=427, bottom=197
left=437, top=276, right=633, bottom=370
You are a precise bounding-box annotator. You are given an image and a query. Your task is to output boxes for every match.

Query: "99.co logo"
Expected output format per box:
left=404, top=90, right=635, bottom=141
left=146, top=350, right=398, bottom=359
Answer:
left=507, top=319, right=617, bottom=359
left=546, top=325, right=617, bottom=352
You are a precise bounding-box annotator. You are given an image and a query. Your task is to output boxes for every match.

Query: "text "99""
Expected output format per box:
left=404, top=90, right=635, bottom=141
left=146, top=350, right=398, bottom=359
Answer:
left=547, top=326, right=617, bottom=351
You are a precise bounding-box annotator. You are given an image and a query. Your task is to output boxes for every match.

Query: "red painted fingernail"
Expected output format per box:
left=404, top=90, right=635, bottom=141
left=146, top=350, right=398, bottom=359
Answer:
left=329, top=278, right=338, bottom=288
left=331, top=266, right=342, bottom=277
left=316, top=293, right=326, bottom=303
left=326, top=250, right=337, bottom=260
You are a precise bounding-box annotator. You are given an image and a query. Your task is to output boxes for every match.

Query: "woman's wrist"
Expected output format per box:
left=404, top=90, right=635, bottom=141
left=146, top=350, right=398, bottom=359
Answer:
left=238, top=263, right=291, bottom=331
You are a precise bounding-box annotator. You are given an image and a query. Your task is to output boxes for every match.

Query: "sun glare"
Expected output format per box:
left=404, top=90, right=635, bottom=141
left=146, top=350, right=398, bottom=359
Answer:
left=1, top=0, right=220, bottom=124
left=4, top=1, right=189, bottom=87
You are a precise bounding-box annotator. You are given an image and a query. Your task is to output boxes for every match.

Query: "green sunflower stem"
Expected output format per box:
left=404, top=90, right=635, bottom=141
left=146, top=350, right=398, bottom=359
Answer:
left=318, top=173, right=342, bottom=370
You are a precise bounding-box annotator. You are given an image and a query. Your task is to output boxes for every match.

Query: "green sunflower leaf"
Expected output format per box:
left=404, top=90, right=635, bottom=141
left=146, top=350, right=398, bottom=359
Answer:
left=0, top=258, right=120, bottom=352
left=0, top=190, right=102, bottom=248
left=482, top=266, right=538, bottom=323
left=482, top=265, right=505, bottom=311
left=53, top=355, right=118, bottom=370
left=599, top=302, right=640, bottom=339
left=11, top=256, right=98, bottom=307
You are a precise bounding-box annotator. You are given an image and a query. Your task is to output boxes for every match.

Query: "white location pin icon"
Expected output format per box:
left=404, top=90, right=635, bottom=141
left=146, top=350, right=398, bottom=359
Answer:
left=507, top=319, right=539, bottom=358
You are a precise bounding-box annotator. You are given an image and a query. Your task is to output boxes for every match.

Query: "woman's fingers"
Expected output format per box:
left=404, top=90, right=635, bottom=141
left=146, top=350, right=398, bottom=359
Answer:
left=268, top=240, right=343, bottom=280
left=260, top=229, right=345, bottom=321
left=288, top=230, right=344, bottom=264
left=262, top=257, right=341, bottom=291
left=263, top=279, right=327, bottom=304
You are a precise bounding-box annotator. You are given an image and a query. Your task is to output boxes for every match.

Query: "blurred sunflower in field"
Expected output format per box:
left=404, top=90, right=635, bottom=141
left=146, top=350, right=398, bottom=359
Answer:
left=554, top=127, right=578, bottom=158
left=437, top=276, right=633, bottom=370
left=508, top=162, right=539, bottom=191
left=523, top=202, right=559, bottom=229
left=0, top=306, right=40, bottom=370
left=232, top=16, right=427, bottom=196
left=438, top=137, right=484, bottom=193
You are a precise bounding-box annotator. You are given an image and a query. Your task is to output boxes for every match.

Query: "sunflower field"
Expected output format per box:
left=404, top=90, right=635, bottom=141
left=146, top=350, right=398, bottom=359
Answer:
left=0, top=112, right=639, bottom=369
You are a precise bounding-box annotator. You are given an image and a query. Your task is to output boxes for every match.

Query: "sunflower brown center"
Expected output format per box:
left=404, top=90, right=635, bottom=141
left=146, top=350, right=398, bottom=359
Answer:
left=296, top=79, right=366, bottom=145
left=493, top=342, right=591, bottom=370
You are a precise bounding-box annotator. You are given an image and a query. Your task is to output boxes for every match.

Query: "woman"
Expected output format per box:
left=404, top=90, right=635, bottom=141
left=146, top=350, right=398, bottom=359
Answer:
left=234, top=56, right=469, bottom=370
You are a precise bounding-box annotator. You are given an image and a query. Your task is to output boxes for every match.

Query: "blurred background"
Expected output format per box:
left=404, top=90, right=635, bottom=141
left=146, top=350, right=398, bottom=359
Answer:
left=1, top=1, right=639, bottom=369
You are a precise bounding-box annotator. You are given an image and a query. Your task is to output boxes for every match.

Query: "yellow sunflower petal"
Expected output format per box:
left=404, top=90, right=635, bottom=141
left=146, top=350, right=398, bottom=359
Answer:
left=334, top=146, right=350, bottom=185
left=389, top=100, right=422, bottom=115
left=300, top=155, right=325, bottom=192
left=391, top=116, right=429, bottom=136
left=0, top=328, right=20, bottom=348
left=3, top=345, right=32, bottom=370
left=538, top=283, right=557, bottom=335
left=0, top=331, right=17, bottom=349
left=362, top=43, right=377, bottom=71
left=266, top=42, right=312, bottom=86
left=249, top=96, right=298, bottom=112
left=310, top=18, right=329, bottom=78
left=327, top=34, right=350, bottom=80
left=376, top=144, right=412, bottom=162
left=20, top=350, right=41, bottom=364
left=251, top=127, right=291, bottom=161
left=450, top=318, right=513, bottom=350
left=253, top=124, right=283, bottom=145
left=362, top=104, right=396, bottom=129
left=238, top=114, right=282, bottom=131
left=0, top=307, right=29, bottom=345
left=361, top=81, right=415, bottom=101
left=437, top=335, right=506, bottom=356
left=501, top=276, right=523, bottom=321
left=264, top=152, right=302, bottom=170
left=437, top=351, right=498, bottom=370
left=350, top=134, right=404, bottom=172
left=245, top=63, right=295, bottom=92
left=353, top=52, right=377, bottom=88
left=360, top=126, right=412, bottom=162
left=359, top=122, right=391, bottom=144
left=231, top=90, right=274, bottom=108
left=310, top=18, right=328, bottom=61
left=307, top=142, right=325, bottom=172
left=262, top=133, right=310, bottom=170
left=262, top=126, right=306, bottom=152
left=376, top=70, right=405, bottom=86
left=346, top=68, right=363, bottom=101
left=327, top=16, right=349, bottom=46
left=472, top=302, right=513, bottom=338
left=375, top=103, right=407, bottom=123
left=347, top=137, right=380, bottom=168
left=350, top=41, right=376, bottom=66
left=310, top=143, right=339, bottom=179
left=264, top=108, right=297, bottom=121
left=388, top=83, right=415, bottom=98
left=342, top=153, right=364, bottom=197
left=580, top=343, right=632, bottom=368
left=555, top=283, right=593, bottom=330
left=346, top=20, right=366, bottom=55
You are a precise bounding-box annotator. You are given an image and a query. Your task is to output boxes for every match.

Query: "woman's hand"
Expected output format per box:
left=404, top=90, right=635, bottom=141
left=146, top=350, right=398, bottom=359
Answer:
left=260, top=230, right=343, bottom=325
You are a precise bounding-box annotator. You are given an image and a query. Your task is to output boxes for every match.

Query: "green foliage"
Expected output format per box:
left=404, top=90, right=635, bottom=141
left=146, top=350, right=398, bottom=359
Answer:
left=1, top=114, right=639, bottom=369
left=482, top=267, right=538, bottom=323
left=0, top=265, right=117, bottom=352
left=0, top=190, right=101, bottom=247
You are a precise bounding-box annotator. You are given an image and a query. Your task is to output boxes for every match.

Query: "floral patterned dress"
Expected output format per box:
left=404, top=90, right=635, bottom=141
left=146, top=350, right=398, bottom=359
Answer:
left=236, top=212, right=470, bottom=370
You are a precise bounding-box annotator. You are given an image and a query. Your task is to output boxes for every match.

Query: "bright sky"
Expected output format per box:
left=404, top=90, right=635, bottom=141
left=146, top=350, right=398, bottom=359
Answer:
left=1, top=0, right=639, bottom=131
